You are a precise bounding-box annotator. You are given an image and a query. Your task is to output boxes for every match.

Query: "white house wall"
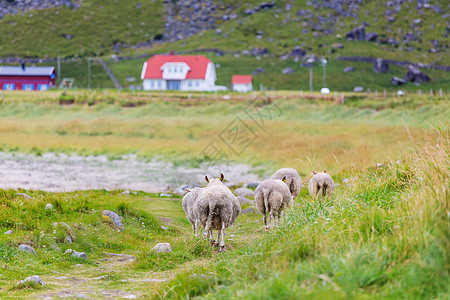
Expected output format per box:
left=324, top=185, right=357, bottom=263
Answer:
left=232, top=83, right=252, bottom=92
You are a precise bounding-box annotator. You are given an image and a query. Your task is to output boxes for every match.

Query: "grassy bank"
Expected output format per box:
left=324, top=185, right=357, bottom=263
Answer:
left=0, top=118, right=448, bottom=298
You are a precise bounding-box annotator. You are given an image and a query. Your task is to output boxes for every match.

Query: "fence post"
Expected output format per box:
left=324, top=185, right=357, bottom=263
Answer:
left=375, top=90, right=378, bottom=98
left=439, top=88, right=442, bottom=97
left=340, top=93, right=344, bottom=104
left=419, top=89, right=421, bottom=97
left=1, top=91, right=3, bottom=101
left=383, top=89, right=386, bottom=98
left=430, top=89, right=432, bottom=96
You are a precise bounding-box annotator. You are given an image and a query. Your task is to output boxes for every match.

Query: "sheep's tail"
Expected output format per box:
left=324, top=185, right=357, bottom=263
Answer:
left=263, top=189, right=270, bottom=213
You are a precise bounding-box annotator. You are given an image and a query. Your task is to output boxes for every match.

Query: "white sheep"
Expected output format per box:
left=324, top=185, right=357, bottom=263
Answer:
left=193, top=173, right=240, bottom=251
left=270, top=168, right=302, bottom=203
left=308, top=170, right=335, bottom=197
left=181, top=187, right=205, bottom=236
left=255, top=177, right=292, bottom=229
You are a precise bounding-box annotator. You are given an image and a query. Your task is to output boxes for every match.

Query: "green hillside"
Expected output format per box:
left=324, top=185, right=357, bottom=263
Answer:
left=0, top=0, right=449, bottom=91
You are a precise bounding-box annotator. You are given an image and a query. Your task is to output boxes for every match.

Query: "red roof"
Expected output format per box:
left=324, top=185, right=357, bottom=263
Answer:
left=232, top=75, right=252, bottom=84
left=142, top=55, right=211, bottom=79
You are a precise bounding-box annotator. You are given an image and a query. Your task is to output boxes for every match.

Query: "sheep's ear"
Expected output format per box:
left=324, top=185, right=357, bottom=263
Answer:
left=324, top=170, right=327, bottom=173
left=313, top=171, right=317, bottom=175
left=282, top=175, right=287, bottom=182
left=185, top=188, right=191, bottom=193
left=205, top=176, right=209, bottom=183
left=220, top=173, right=224, bottom=181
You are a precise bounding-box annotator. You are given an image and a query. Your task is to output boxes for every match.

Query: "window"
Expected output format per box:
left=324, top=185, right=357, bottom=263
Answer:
left=37, top=84, right=49, bottom=91
left=158, top=80, right=162, bottom=88
left=168, top=67, right=172, bottom=73
left=196, top=81, right=200, bottom=87
left=151, top=81, right=154, bottom=88
left=174, top=67, right=177, bottom=73
left=22, top=84, right=34, bottom=91
left=3, top=83, right=15, bottom=90
left=188, top=81, right=192, bottom=87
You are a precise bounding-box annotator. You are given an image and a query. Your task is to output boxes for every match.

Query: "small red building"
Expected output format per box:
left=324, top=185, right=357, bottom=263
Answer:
left=232, top=75, right=253, bottom=92
left=0, top=65, right=56, bottom=91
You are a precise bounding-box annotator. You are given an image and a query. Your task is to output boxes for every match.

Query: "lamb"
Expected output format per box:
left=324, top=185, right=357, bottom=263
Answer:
left=181, top=187, right=205, bottom=236
left=308, top=170, right=335, bottom=197
left=193, top=173, right=241, bottom=251
left=255, top=177, right=292, bottom=229
left=270, top=168, right=302, bottom=201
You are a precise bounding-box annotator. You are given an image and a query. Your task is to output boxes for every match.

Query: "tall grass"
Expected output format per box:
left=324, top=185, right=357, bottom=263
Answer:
left=155, top=119, right=449, bottom=299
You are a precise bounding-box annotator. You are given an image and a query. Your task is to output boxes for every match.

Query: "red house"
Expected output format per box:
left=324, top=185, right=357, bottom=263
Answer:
left=232, top=75, right=253, bottom=92
left=0, top=65, right=56, bottom=91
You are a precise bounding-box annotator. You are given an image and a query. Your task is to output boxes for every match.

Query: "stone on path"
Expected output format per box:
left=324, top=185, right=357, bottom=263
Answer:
left=17, top=275, right=44, bottom=286
left=19, top=244, right=36, bottom=255
left=102, top=210, right=124, bottom=231
left=152, top=243, right=172, bottom=253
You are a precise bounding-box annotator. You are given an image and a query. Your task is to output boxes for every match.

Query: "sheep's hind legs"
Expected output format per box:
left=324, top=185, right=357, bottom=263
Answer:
left=219, top=222, right=226, bottom=252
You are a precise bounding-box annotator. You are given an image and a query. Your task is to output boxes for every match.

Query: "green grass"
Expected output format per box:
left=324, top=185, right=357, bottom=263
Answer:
left=0, top=0, right=164, bottom=58
left=0, top=95, right=448, bottom=298
left=0, top=0, right=449, bottom=92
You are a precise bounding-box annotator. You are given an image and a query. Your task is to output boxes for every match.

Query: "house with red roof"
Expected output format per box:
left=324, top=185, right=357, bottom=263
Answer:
left=0, top=65, right=56, bottom=91
left=140, top=54, right=217, bottom=91
left=232, top=75, right=252, bottom=92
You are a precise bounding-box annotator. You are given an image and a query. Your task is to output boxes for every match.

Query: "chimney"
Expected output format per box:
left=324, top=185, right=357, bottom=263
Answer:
left=21, top=63, right=25, bottom=71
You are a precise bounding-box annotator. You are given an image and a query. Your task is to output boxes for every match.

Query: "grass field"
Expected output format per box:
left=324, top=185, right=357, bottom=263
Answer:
left=0, top=92, right=448, bottom=298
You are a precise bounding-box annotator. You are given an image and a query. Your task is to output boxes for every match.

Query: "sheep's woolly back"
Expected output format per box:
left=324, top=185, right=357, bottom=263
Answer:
left=270, top=168, right=302, bottom=198
left=193, top=184, right=240, bottom=230
left=255, top=179, right=291, bottom=216
left=182, top=187, right=205, bottom=225
left=308, top=172, right=335, bottom=197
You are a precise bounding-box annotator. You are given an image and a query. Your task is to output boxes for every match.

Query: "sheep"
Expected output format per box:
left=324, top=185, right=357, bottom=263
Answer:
left=308, top=170, right=335, bottom=197
left=270, top=168, right=302, bottom=202
left=181, top=187, right=205, bottom=236
left=193, top=173, right=241, bottom=251
left=255, top=177, right=292, bottom=229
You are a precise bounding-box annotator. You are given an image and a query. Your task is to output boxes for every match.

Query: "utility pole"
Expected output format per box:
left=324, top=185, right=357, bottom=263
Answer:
left=57, top=56, right=61, bottom=88
left=309, top=67, right=313, bottom=92
left=321, top=59, right=327, bottom=88
left=88, top=57, right=91, bottom=91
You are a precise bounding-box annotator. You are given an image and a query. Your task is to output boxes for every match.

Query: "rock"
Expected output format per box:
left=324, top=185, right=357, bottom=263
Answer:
left=65, top=249, right=73, bottom=254
left=291, top=46, right=306, bottom=57
left=161, top=226, right=169, bottom=230
left=93, top=275, right=108, bottom=280
left=404, top=33, right=417, bottom=41
left=365, top=32, right=379, bottom=42
left=19, top=244, right=36, bottom=255
left=252, top=68, right=265, bottom=75
left=376, top=163, right=384, bottom=168
left=237, top=196, right=254, bottom=206
left=16, top=275, right=44, bottom=287
left=245, top=9, right=256, bottom=15
left=387, top=38, right=399, bottom=45
left=233, top=187, right=255, bottom=198
left=72, top=251, right=87, bottom=259
left=373, top=58, right=389, bottom=73
left=102, top=210, right=124, bottom=231
left=152, top=243, right=172, bottom=253
left=405, top=65, right=430, bottom=84
left=343, top=66, right=354, bottom=73
left=391, top=76, right=406, bottom=86
left=282, top=67, right=295, bottom=74
left=66, top=235, right=73, bottom=244
left=16, top=193, right=31, bottom=199
left=76, top=294, right=89, bottom=299
left=159, top=193, right=172, bottom=197
left=45, top=203, right=54, bottom=210
left=353, top=86, right=364, bottom=92
left=346, top=25, right=365, bottom=41
left=252, top=47, right=269, bottom=56
left=122, top=190, right=130, bottom=195
left=241, top=207, right=256, bottom=214
left=387, top=16, right=396, bottom=22
left=245, top=182, right=259, bottom=188
left=259, top=2, right=276, bottom=10
left=62, top=33, right=73, bottom=40
left=331, top=43, right=344, bottom=49
left=123, top=296, right=137, bottom=299
left=215, top=28, right=222, bottom=35
left=4, top=230, right=13, bottom=234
